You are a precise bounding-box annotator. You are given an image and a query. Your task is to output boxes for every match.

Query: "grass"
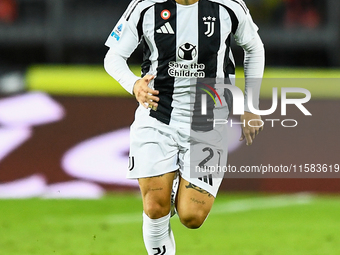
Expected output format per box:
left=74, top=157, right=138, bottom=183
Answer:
left=1, top=193, right=340, bottom=255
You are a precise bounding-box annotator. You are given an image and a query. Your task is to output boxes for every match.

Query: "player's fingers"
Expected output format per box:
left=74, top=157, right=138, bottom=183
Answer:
left=136, top=92, right=157, bottom=107
left=144, top=74, right=155, bottom=81
left=256, top=121, right=264, bottom=132
left=255, top=127, right=262, bottom=136
left=251, top=120, right=263, bottom=137
left=241, top=128, right=253, bottom=145
left=143, top=92, right=158, bottom=105
left=143, top=75, right=156, bottom=87
left=134, top=78, right=159, bottom=109
left=148, top=103, right=158, bottom=111
left=251, top=128, right=256, bottom=140
left=147, top=98, right=158, bottom=107
left=245, top=132, right=253, bottom=146
left=145, top=87, right=159, bottom=96
left=139, top=99, right=148, bottom=109
left=146, top=96, right=158, bottom=110
left=239, top=132, right=245, bottom=141
left=148, top=94, right=159, bottom=102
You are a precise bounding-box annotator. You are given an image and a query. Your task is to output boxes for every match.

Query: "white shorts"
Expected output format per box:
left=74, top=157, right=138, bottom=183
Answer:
left=127, top=106, right=228, bottom=197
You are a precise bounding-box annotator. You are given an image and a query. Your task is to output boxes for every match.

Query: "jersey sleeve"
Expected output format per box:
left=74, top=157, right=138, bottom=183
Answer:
left=231, top=1, right=265, bottom=112
left=242, top=34, right=265, bottom=112
left=233, top=3, right=259, bottom=47
left=104, top=1, right=144, bottom=94
left=105, top=3, right=141, bottom=58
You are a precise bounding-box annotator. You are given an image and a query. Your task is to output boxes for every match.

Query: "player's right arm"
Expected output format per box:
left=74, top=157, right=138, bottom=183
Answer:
left=104, top=1, right=159, bottom=108
left=104, top=50, right=159, bottom=109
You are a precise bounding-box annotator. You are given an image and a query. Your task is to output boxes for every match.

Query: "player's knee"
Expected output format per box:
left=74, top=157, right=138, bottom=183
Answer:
left=179, top=211, right=207, bottom=229
left=144, top=200, right=171, bottom=219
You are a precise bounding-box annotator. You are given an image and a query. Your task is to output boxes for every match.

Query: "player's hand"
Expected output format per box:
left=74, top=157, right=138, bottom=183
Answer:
left=133, top=74, right=159, bottom=110
left=239, top=112, right=263, bottom=146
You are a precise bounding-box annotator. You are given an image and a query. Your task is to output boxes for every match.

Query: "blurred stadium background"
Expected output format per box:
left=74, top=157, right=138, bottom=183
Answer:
left=0, top=0, right=340, bottom=254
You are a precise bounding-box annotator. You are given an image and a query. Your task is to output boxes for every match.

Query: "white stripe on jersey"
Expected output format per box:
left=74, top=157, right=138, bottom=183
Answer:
left=217, top=4, right=232, bottom=78
left=175, top=2, right=199, bottom=83
left=170, top=3, right=200, bottom=124
left=142, top=6, right=158, bottom=90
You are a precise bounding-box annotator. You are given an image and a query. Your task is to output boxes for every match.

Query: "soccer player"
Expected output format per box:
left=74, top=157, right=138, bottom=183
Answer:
left=104, top=0, right=264, bottom=254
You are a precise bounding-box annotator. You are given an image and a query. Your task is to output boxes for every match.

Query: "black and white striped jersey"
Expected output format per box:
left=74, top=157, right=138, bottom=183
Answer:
left=105, top=0, right=264, bottom=125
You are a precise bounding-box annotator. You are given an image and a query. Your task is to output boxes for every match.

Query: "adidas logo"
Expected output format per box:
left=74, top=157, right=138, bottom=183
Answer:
left=198, top=174, right=213, bottom=186
left=156, top=22, right=174, bottom=34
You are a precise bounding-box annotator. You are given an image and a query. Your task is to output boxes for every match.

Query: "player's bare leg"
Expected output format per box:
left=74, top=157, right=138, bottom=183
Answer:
left=138, top=171, right=176, bottom=218
left=176, top=177, right=215, bottom=229
left=138, top=172, right=177, bottom=255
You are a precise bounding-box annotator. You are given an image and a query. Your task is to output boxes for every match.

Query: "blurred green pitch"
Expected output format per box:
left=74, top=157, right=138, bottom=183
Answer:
left=0, top=193, right=340, bottom=255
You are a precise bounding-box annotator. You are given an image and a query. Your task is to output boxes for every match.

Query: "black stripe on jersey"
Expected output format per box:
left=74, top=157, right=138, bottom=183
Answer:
left=124, top=0, right=145, bottom=21
left=192, top=0, right=221, bottom=131
left=150, top=1, right=177, bottom=125
left=223, top=35, right=235, bottom=76
left=141, top=37, right=151, bottom=76
left=223, top=34, right=234, bottom=119
left=230, top=0, right=248, bottom=14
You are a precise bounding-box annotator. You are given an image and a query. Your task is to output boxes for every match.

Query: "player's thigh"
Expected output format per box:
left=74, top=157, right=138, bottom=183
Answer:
left=176, top=177, right=215, bottom=228
left=138, top=171, right=176, bottom=219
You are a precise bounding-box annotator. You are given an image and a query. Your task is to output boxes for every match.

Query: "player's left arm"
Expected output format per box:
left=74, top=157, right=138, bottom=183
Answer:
left=233, top=6, right=265, bottom=146
left=240, top=33, right=265, bottom=145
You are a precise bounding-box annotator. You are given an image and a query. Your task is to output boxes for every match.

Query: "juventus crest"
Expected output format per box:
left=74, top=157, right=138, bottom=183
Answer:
left=203, top=16, right=216, bottom=37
